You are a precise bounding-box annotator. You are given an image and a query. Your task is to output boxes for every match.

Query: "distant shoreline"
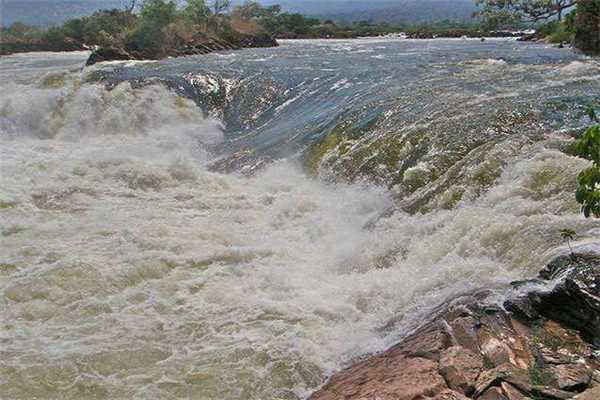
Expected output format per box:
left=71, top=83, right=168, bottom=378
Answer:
left=0, top=34, right=548, bottom=62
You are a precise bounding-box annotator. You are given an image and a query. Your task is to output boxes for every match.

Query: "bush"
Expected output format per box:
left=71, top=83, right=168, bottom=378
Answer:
left=574, top=0, right=600, bottom=54
left=139, top=0, right=177, bottom=28
left=82, top=10, right=137, bottom=45
left=547, top=23, right=573, bottom=43
left=62, top=18, right=86, bottom=43
left=183, top=0, right=211, bottom=25
left=536, top=19, right=574, bottom=44
left=574, top=108, right=600, bottom=218
left=43, top=26, right=69, bottom=47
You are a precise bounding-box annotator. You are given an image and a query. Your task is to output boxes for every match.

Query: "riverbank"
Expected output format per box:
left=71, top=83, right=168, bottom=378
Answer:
left=0, top=7, right=279, bottom=64
left=310, top=250, right=600, bottom=400
left=1, top=32, right=278, bottom=64
left=85, top=30, right=277, bottom=65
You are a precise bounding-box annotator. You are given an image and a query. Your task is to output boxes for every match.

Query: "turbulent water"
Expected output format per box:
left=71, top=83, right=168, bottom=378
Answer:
left=1, top=40, right=600, bottom=400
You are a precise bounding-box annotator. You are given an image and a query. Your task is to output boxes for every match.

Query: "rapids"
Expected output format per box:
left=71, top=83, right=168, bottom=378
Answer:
left=1, top=40, right=600, bottom=399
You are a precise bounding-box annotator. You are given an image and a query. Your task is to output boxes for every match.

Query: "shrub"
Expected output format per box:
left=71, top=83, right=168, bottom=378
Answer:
left=574, top=108, right=600, bottom=218
left=536, top=19, right=575, bottom=44
left=183, top=0, right=211, bottom=26
left=82, top=10, right=137, bottom=45
left=574, top=0, right=600, bottom=55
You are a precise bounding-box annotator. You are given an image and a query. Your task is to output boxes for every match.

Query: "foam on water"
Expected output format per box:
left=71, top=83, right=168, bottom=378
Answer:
left=1, top=48, right=599, bottom=400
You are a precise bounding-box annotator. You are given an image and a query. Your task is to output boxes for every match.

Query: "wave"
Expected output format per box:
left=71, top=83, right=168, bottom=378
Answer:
left=1, top=45, right=600, bottom=399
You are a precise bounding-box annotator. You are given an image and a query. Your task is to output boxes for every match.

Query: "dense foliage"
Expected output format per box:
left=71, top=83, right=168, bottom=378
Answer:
left=231, top=2, right=490, bottom=39
left=476, top=0, right=599, bottom=53
left=2, top=0, right=599, bottom=57
left=574, top=108, right=600, bottom=218
left=476, top=0, right=576, bottom=25
left=0, top=0, right=488, bottom=54
left=573, top=0, right=600, bottom=54
left=0, top=0, right=273, bottom=57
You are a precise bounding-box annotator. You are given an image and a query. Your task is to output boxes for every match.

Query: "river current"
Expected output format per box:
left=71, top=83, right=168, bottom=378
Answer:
left=1, top=39, right=600, bottom=399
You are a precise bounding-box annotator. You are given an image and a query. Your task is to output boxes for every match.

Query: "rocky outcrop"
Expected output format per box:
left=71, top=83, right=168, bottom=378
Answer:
left=85, top=46, right=133, bottom=65
left=506, top=253, right=600, bottom=346
left=309, top=253, right=600, bottom=400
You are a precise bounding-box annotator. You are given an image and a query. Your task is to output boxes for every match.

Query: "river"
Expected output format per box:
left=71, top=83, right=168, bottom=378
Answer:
left=1, top=39, right=600, bottom=399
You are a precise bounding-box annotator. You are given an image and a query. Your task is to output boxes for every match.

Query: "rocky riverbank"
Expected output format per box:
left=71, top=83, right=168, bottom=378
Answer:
left=86, top=30, right=277, bottom=65
left=0, top=37, right=86, bottom=56
left=310, top=250, right=600, bottom=400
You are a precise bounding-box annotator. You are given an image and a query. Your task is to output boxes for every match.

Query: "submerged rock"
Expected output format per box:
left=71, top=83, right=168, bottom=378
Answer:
left=309, top=253, right=600, bottom=400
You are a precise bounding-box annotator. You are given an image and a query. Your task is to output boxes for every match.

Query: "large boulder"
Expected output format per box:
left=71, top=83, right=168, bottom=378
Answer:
left=505, top=252, right=600, bottom=346
left=574, top=386, right=600, bottom=400
left=86, top=46, right=134, bottom=66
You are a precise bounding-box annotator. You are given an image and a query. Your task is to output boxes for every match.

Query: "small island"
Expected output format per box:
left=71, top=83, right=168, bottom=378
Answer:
left=0, top=1, right=279, bottom=65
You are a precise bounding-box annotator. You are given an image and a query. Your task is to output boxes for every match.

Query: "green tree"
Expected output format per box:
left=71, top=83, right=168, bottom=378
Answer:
left=574, top=107, right=600, bottom=218
left=77, top=9, right=136, bottom=45
left=573, top=0, right=600, bottom=54
left=6, top=22, right=31, bottom=38
left=129, top=0, right=177, bottom=56
left=212, top=0, right=231, bottom=15
left=42, top=26, right=70, bottom=48
left=559, top=228, right=577, bottom=256
left=122, top=0, right=138, bottom=12
left=476, top=0, right=577, bottom=25
left=183, top=0, right=211, bottom=25
left=139, top=0, right=177, bottom=27
left=62, top=18, right=86, bottom=42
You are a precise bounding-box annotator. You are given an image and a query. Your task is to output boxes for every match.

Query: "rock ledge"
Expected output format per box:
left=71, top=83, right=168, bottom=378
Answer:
left=310, top=253, right=600, bottom=400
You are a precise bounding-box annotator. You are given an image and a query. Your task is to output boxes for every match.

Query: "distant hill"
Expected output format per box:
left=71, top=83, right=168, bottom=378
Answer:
left=1, top=0, right=479, bottom=28
left=1, top=0, right=122, bottom=27
left=259, top=0, right=479, bottom=24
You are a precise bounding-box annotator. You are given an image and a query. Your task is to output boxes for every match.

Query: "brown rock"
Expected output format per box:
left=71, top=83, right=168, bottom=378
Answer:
left=474, top=364, right=531, bottom=397
left=574, top=385, right=600, bottom=400
left=529, top=387, right=578, bottom=400
left=479, top=387, right=509, bottom=400
left=430, top=389, right=470, bottom=400
left=540, top=348, right=577, bottom=365
left=500, top=382, right=528, bottom=400
left=398, top=322, right=453, bottom=360
left=550, top=364, right=592, bottom=392
left=592, top=369, right=600, bottom=384
left=309, top=356, right=447, bottom=400
left=476, top=311, right=531, bottom=370
left=449, top=316, right=481, bottom=354
left=439, top=346, right=484, bottom=395
left=309, top=255, right=600, bottom=400
left=479, top=335, right=514, bottom=366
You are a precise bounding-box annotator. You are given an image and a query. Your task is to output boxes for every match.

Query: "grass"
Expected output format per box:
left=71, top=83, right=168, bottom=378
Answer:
left=482, top=354, right=495, bottom=370
left=529, top=365, right=554, bottom=386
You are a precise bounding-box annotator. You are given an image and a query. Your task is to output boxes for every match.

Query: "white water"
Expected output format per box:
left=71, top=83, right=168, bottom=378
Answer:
left=1, top=51, right=599, bottom=399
